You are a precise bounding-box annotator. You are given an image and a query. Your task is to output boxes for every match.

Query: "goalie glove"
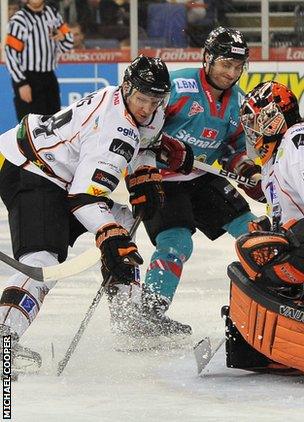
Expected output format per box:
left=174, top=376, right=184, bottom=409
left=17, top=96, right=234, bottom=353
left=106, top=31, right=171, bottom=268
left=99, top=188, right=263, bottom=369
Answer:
left=157, top=134, right=194, bottom=175
left=96, top=223, right=143, bottom=284
left=126, top=166, right=165, bottom=221
left=236, top=218, right=304, bottom=287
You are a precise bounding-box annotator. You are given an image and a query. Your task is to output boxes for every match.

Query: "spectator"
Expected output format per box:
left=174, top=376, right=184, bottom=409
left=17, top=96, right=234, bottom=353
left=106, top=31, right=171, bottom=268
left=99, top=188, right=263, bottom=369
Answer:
left=48, top=0, right=93, bottom=32
left=99, top=0, right=129, bottom=26
left=5, top=0, right=73, bottom=122
left=8, top=0, right=21, bottom=19
left=70, top=22, right=85, bottom=49
left=58, top=0, right=77, bottom=23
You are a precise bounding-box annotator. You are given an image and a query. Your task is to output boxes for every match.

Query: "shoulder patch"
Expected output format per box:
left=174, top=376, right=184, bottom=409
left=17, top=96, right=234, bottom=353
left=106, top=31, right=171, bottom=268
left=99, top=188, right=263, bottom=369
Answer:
left=173, top=78, right=199, bottom=93
left=291, top=133, right=304, bottom=149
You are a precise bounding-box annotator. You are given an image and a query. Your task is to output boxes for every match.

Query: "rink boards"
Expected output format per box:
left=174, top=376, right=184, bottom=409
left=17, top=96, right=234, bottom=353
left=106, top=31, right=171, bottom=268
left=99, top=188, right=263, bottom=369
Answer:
left=0, top=60, right=304, bottom=133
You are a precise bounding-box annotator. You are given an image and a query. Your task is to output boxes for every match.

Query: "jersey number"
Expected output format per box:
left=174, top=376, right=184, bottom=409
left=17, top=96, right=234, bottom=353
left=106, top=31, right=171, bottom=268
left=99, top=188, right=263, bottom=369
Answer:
left=32, top=109, right=73, bottom=138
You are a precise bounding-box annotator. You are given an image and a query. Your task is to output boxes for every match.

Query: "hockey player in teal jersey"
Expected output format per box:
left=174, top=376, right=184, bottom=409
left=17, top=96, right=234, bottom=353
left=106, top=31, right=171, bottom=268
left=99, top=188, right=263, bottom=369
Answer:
left=140, top=27, right=266, bottom=333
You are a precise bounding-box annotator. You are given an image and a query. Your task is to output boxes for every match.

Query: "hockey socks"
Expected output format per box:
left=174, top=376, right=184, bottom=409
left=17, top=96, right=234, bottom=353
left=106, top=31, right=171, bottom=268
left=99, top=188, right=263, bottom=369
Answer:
left=144, top=228, right=193, bottom=302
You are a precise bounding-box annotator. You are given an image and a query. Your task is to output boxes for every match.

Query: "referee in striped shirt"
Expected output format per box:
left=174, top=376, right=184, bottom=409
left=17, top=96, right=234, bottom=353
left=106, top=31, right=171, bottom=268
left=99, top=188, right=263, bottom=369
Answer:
left=5, top=0, right=73, bottom=121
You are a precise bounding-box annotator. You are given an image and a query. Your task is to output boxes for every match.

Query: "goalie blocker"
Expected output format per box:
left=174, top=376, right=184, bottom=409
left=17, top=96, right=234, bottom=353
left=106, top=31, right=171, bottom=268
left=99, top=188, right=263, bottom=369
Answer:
left=223, top=262, right=304, bottom=374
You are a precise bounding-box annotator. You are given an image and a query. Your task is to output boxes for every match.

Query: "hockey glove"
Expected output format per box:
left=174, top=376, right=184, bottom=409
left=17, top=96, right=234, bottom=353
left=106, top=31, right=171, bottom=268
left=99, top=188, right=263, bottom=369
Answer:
left=236, top=219, right=304, bottom=287
left=235, top=231, right=290, bottom=282
left=236, top=160, right=265, bottom=203
left=126, top=166, right=165, bottom=221
left=96, top=223, right=143, bottom=284
left=157, top=134, right=194, bottom=175
left=248, top=215, right=271, bottom=232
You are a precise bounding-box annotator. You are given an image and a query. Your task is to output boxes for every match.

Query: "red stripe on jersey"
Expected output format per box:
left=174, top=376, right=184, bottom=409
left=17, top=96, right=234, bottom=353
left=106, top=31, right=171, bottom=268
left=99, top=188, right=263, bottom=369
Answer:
left=227, top=122, right=244, bottom=152
left=199, top=68, right=232, bottom=118
left=219, top=88, right=232, bottom=118
left=166, top=96, right=190, bottom=120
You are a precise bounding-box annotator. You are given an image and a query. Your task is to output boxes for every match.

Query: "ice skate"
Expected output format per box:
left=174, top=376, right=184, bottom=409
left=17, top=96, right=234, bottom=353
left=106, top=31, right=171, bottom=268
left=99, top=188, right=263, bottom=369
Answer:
left=0, top=324, right=42, bottom=380
left=107, top=284, right=192, bottom=352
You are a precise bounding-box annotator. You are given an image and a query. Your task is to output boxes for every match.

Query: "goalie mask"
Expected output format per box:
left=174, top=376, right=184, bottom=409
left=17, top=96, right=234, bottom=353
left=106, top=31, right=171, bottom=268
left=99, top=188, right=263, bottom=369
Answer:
left=240, top=81, right=301, bottom=165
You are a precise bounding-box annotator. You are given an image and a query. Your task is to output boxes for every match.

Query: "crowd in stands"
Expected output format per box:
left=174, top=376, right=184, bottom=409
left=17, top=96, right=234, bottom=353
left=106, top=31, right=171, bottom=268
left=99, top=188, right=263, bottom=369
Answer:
left=4, top=0, right=304, bottom=50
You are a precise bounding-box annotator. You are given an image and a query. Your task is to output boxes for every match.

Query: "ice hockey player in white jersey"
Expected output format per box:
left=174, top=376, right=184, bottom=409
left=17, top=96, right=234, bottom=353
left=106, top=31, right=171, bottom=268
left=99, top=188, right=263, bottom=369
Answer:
left=223, top=81, right=304, bottom=373
left=0, top=54, right=191, bottom=371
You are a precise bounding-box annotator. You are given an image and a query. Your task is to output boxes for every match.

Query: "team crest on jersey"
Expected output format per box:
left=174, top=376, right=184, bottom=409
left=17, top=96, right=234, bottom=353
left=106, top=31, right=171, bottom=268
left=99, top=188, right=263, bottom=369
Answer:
left=174, top=78, right=199, bottom=93
left=201, top=128, right=218, bottom=139
left=188, top=101, right=204, bottom=116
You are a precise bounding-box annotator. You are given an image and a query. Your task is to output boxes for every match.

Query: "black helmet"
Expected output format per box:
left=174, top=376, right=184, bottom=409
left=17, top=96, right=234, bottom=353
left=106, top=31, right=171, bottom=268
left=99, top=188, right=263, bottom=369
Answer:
left=123, top=54, right=170, bottom=98
left=204, top=26, right=249, bottom=63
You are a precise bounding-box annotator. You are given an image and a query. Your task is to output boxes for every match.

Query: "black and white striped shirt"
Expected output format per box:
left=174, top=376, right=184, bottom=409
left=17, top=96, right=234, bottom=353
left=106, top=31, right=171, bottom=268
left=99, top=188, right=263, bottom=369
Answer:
left=5, top=4, right=73, bottom=85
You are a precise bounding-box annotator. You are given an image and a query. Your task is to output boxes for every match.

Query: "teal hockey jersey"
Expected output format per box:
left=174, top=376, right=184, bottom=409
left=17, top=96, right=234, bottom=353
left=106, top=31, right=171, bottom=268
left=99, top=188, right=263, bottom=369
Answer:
left=161, top=67, right=246, bottom=181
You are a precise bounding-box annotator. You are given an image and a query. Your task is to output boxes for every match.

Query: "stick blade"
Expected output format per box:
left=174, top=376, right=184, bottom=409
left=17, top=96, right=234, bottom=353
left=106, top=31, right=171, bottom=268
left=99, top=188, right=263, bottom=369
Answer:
left=42, top=247, right=100, bottom=282
left=193, top=337, right=212, bottom=375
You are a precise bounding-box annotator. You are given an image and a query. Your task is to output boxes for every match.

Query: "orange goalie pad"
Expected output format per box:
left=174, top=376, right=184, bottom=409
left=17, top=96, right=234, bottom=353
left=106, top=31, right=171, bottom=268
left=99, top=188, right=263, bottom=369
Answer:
left=228, top=262, right=304, bottom=373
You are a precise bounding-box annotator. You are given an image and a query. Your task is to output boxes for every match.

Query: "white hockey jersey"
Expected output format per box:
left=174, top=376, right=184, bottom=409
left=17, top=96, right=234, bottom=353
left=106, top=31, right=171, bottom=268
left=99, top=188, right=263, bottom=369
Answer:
left=0, top=86, right=165, bottom=232
left=262, top=122, right=304, bottom=226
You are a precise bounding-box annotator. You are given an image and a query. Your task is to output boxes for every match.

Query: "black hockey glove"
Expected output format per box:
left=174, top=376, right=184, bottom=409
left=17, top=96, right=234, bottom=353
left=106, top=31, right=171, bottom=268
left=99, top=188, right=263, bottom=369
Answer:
left=157, top=134, right=194, bottom=175
left=126, top=166, right=165, bottom=221
left=96, top=223, right=143, bottom=284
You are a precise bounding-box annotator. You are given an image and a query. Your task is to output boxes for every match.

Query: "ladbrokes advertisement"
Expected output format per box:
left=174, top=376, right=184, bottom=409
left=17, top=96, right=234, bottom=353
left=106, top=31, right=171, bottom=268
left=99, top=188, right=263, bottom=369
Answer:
left=0, top=61, right=304, bottom=132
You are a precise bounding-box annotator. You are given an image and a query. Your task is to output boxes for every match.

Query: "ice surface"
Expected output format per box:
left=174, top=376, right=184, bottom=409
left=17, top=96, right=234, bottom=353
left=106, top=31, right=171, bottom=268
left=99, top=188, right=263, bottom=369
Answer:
left=0, top=188, right=303, bottom=422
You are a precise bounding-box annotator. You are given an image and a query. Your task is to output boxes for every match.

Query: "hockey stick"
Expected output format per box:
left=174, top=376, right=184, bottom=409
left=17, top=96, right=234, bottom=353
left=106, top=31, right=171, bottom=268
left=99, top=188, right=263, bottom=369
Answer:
left=193, top=160, right=260, bottom=188
left=193, top=336, right=225, bottom=375
left=57, top=215, right=142, bottom=376
left=0, top=247, right=101, bottom=283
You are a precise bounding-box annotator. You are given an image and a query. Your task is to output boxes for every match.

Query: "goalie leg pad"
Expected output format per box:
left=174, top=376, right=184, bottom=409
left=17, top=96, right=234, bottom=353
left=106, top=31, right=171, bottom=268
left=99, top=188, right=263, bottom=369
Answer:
left=224, top=307, right=272, bottom=370
left=228, top=262, right=304, bottom=373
